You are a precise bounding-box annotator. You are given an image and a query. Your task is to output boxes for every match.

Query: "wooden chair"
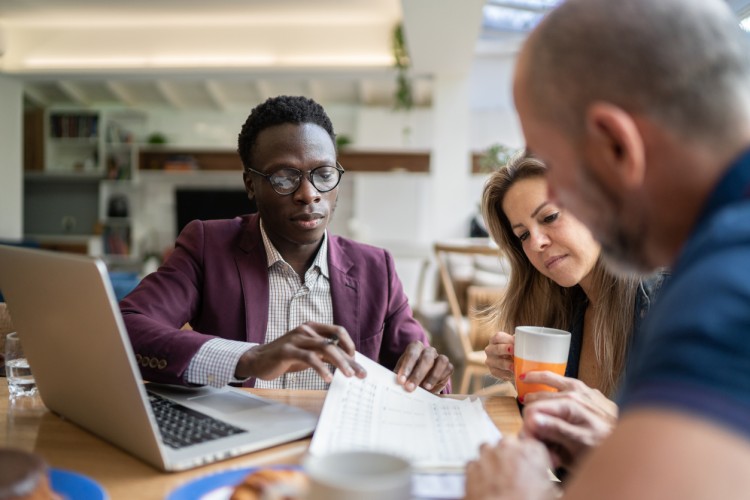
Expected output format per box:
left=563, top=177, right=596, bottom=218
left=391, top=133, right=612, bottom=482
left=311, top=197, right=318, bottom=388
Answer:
left=433, top=239, right=509, bottom=394
left=466, top=285, right=517, bottom=396
left=467, top=285, right=506, bottom=351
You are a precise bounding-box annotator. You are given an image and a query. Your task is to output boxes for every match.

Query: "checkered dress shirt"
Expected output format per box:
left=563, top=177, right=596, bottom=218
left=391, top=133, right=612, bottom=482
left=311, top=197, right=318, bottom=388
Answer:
left=185, top=220, right=334, bottom=389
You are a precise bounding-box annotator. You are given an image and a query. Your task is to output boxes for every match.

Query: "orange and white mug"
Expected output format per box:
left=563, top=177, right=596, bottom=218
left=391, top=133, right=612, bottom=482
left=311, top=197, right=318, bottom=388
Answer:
left=514, top=326, right=571, bottom=399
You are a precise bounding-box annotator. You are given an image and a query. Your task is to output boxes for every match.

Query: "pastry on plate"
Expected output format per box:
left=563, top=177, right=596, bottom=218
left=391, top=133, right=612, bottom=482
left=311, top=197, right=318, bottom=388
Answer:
left=230, top=468, right=308, bottom=500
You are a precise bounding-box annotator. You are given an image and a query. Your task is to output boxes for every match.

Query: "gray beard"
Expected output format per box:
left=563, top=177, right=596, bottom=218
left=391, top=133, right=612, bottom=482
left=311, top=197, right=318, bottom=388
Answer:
left=598, top=220, right=654, bottom=276
left=578, top=161, right=654, bottom=276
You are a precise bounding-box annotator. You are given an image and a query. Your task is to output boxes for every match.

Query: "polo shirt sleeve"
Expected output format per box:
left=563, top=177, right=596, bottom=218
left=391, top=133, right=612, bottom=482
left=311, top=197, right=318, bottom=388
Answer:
left=618, top=244, right=750, bottom=440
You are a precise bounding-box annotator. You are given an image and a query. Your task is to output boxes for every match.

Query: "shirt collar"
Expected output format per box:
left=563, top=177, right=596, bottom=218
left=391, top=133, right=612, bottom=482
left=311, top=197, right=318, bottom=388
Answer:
left=259, top=218, right=329, bottom=278
left=695, top=147, right=750, bottom=232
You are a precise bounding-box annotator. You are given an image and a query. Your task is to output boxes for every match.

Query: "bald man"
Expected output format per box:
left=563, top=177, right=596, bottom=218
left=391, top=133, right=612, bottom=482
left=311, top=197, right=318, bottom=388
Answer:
left=466, top=1, right=750, bottom=499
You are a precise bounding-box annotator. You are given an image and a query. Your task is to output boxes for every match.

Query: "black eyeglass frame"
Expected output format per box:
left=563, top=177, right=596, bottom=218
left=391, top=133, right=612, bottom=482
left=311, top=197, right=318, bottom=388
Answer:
left=245, top=163, right=345, bottom=196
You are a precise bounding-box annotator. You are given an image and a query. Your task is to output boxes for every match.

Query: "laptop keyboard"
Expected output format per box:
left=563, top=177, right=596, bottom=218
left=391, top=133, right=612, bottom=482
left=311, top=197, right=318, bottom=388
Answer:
left=147, top=392, right=247, bottom=449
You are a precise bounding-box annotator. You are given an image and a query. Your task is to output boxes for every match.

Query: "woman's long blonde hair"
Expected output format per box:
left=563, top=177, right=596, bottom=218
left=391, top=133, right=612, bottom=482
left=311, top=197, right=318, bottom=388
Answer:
left=481, top=151, right=638, bottom=396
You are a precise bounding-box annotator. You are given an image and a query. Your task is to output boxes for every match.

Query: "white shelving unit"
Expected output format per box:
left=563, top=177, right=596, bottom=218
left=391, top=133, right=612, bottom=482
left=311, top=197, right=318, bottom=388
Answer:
left=99, top=110, right=147, bottom=267
left=31, top=107, right=148, bottom=267
left=44, top=110, right=101, bottom=173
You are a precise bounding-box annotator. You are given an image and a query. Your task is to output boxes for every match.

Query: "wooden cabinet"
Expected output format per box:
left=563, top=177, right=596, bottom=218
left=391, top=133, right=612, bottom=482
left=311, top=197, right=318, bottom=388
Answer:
left=23, top=109, right=45, bottom=172
left=139, top=148, right=431, bottom=173
left=139, top=148, right=243, bottom=172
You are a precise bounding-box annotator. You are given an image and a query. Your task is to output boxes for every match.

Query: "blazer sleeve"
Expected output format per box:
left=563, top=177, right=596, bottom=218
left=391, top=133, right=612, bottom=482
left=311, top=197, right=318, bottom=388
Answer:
left=120, top=220, right=217, bottom=385
left=378, top=249, right=452, bottom=393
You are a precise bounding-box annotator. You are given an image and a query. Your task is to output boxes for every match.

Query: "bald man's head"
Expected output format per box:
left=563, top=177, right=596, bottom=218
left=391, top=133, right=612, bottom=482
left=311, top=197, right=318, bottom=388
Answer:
left=518, top=0, right=750, bottom=146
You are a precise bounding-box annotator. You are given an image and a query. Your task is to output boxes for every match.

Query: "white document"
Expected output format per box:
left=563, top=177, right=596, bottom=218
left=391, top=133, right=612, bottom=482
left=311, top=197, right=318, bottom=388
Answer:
left=412, top=473, right=465, bottom=499
left=308, top=353, right=502, bottom=471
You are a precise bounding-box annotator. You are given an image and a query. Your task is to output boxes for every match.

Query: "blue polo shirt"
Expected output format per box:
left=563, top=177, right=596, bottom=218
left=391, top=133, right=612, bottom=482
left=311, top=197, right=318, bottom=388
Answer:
left=618, top=148, right=750, bottom=439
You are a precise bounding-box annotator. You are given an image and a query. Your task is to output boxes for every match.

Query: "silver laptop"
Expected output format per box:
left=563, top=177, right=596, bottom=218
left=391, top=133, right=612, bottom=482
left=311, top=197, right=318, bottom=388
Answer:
left=0, top=244, right=318, bottom=471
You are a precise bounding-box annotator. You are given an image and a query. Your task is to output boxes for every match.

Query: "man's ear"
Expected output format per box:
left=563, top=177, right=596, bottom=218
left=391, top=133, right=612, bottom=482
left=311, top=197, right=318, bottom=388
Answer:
left=243, top=171, right=256, bottom=201
left=585, top=102, right=646, bottom=190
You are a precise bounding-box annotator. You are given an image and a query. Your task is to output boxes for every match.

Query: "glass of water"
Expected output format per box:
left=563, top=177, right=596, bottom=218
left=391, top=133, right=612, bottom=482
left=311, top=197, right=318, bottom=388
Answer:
left=5, top=332, right=37, bottom=398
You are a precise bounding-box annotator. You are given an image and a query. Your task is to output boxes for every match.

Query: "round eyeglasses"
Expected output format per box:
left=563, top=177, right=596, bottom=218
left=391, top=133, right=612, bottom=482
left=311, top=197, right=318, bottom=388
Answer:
left=245, top=163, right=345, bottom=196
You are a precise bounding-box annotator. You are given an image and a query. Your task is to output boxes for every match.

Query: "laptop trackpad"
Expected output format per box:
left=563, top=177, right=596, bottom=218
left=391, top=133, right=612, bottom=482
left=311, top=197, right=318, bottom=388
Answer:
left=189, top=392, right=269, bottom=413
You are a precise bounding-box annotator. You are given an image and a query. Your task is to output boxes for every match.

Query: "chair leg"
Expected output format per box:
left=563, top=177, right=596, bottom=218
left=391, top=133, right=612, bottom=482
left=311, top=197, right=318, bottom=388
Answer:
left=459, top=367, right=472, bottom=394
left=461, top=365, right=486, bottom=394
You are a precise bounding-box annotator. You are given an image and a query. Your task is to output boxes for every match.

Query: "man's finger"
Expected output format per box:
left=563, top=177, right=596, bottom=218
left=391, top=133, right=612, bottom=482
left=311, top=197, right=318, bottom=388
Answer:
left=394, top=341, right=422, bottom=385
left=292, top=332, right=365, bottom=378
left=523, top=410, right=589, bottom=459
left=405, top=347, right=439, bottom=391
left=301, top=322, right=356, bottom=356
left=288, top=347, right=335, bottom=382
left=416, top=354, right=451, bottom=392
left=431, top=369, right=453, bottom=393
left=320, top=346, right=366, bottom=378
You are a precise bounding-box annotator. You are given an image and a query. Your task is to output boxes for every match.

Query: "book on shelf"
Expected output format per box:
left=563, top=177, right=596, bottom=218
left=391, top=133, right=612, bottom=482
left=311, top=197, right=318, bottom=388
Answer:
left=102, top=223, right=131, bottom=256
left=50, top=113, right=99, bottom=139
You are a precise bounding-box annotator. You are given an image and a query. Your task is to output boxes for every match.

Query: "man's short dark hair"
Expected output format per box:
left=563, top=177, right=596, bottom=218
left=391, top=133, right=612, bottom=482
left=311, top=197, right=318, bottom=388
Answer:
left=237, top=95, right=336, bottom=171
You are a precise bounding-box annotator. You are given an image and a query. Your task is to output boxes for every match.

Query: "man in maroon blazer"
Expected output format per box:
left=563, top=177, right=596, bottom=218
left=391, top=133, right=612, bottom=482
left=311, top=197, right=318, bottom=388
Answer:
left=121, top=96, right=453, bottom=393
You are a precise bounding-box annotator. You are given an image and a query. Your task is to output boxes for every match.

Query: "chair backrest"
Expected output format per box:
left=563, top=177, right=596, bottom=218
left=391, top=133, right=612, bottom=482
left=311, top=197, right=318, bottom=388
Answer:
left=467, top=285, right=507, bottom=351
left=433, top=239, right=510, bottom=358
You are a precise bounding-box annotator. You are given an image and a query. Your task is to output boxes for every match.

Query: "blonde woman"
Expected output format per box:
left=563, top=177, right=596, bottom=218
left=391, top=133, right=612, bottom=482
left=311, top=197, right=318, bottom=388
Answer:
left=480, top=151, right=663, bottom=470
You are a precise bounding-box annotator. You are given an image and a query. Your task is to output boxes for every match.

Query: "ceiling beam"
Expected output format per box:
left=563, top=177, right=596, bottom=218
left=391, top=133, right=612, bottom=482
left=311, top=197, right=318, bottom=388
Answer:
left=105, top=81, right=137, bottom=106
left=358, top=80, right=375, bottom=106
left=204, top=80, right=229, bottom=111
left=357, top=78, right=370, bottom=105
left=57, top=81, right=88, bottom=105
left=255, top=80, right=273, bottom=102
left=155, top=80, right=184, bottom=109
left=23, top=85, right=49, bottom=107
left=307, top=80, right=322, bottom=103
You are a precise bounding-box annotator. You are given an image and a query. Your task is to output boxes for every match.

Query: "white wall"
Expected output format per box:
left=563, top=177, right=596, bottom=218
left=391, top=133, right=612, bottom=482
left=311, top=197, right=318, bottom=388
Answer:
left=139, top=104, right=359, bottom=148
left=468, top=53, right=523, bottom=150
left=19, top=53, right=522, bottom=302
left=140, top=102, right=519, bottom=152
left=134, top=53, right=522, bottom=153
left=0, top=76, right=23, bottom=240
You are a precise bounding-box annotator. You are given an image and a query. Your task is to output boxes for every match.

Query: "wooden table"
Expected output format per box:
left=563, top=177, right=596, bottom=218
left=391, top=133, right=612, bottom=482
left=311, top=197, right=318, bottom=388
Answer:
left=0, top=385, right=522, bottom=499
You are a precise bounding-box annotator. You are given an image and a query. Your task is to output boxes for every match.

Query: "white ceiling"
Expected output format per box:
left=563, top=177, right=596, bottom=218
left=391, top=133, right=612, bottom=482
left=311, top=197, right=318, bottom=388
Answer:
left=0, top=0, right=495, bottom=110
left=4, top=1, right=747, bottom=111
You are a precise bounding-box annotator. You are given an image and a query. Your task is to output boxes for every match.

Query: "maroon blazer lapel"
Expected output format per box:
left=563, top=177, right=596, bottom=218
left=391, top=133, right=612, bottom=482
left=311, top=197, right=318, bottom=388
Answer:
left=328, top=237, right=360, bottom=347
left=235, top=216, right=270, bottom=345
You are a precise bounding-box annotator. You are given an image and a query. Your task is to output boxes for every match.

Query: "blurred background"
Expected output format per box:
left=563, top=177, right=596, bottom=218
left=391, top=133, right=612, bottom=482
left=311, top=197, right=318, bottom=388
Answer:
left=2, top=0, right=749, bottom=390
